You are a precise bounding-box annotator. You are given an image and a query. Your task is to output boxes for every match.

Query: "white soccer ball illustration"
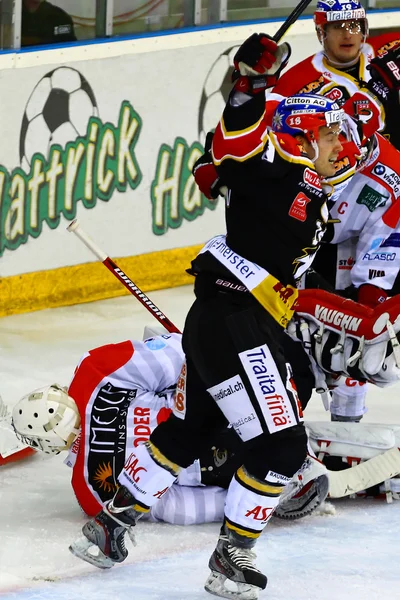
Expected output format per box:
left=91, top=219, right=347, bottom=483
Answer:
left=20, top=67, right=98, bottom=171
left=198, top=46, right=239, bottom=146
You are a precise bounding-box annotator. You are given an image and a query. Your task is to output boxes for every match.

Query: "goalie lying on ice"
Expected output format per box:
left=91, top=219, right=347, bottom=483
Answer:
left=8, top=288, right=400, bottom=527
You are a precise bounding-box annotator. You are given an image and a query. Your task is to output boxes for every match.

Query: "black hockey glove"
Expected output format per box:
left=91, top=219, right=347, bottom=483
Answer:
left=233, top=33, right=291, bottom=94
left=366, top=44, right=400, bottom=104
left=368, top=44, right=400, bottom=90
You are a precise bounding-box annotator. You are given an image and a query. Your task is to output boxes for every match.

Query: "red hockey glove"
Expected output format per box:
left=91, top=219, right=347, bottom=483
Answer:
left=357, top=284, right=388, bottom=308
left=233, top=33, right=291, bottom=93
left=368, top=44, right=400, bottom=92
left=192, top=132, right=224, bottom=200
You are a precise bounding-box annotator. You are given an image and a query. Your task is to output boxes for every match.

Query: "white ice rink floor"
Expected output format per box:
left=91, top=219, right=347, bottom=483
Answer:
left=1, top=285, right=399, bottom=600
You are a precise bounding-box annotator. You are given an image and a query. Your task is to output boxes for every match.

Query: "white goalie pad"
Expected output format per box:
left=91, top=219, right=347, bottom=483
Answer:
left=305, top=421, right=400, bottom=499
left=306, top=421, right=398, bottom=462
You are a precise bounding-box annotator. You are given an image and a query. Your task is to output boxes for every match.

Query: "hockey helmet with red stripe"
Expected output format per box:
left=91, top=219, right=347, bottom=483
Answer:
left=314, top=0, right=368, bottom=43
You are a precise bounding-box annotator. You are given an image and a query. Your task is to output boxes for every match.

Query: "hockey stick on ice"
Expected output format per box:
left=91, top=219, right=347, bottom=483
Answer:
left=67, top=219, right=181, bottom=334
left=328, top=447, right=400, bottom=498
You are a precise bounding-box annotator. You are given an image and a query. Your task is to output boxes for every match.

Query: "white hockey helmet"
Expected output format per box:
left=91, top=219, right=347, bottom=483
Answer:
left=11, top=384, right=81, bottom=455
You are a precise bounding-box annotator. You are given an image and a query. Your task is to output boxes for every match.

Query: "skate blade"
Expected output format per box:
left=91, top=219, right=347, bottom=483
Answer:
left=205, top=570, right=259, bottom=600
left=69, top=535, right=115, bottom=569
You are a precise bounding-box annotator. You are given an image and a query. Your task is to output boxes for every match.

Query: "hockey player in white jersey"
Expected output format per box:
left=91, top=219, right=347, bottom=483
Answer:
left=309, top=132, right=400, bottom=423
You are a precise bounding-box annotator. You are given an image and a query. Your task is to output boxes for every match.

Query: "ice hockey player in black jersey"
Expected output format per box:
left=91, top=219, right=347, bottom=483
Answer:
left=68, top=83, right=375, bottom=598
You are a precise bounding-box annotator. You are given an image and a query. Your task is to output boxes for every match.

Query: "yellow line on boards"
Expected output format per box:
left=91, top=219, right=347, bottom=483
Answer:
left=0, top=245, right=202, bottom=318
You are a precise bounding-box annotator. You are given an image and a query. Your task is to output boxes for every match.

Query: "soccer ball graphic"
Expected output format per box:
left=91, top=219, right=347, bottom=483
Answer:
left=19, top=67, right=98, bottom=171
left=198, top=45, right=239, bottom=146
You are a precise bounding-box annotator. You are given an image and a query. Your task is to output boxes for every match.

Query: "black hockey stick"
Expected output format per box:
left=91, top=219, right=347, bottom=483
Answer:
left=273, top=0, right=314, bottom=42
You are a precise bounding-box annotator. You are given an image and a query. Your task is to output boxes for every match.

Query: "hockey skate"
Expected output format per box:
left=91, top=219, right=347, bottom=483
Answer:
left=69, top=486, right=142, bottom=569
left=205, top=528, right=267, bottom=600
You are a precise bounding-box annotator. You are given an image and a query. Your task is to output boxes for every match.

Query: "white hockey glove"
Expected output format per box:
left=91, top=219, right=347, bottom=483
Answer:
left=292, top=289, right=400, bottom=387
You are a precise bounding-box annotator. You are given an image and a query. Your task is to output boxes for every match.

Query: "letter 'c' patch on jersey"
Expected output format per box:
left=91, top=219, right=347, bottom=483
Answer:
left=289, top=192, right=311, bottom=222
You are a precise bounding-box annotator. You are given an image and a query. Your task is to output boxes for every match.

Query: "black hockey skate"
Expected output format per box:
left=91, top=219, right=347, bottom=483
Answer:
left=205, top=528, right=267, bottom=600
left=69, top=486, right=143, bottom=569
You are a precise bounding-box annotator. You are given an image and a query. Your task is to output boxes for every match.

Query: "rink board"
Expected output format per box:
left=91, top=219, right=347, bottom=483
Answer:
left=0, top=11, right=399, bottom=316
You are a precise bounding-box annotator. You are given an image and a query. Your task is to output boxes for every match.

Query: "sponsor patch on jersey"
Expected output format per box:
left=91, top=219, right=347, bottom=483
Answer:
left=303, top=168, right=322, bottom=190
left=88, top=382, right=136, bottom=501
left=239, top=344, right=299, bottom=434
left=334, top=155, right=351, bottom=175
left=356, top=184, right=388, bottom=212
left=338, top=257, right=354, bottom=270
left=289, top=192, right=311, bottom=222
left=372, top=163, right=400, bottom=198
left=299, top=75, right=325, bottom=95
left=173, top=361, right=187, bottom=420
left=208, top=374, right=263, bottom=441
left=144, top=337, right=167, bottom=350
left=369, top=269, right=385, bottom=280
left=377, top=39, right=400, bottom=57
left=325, top=87, right=343, bottom=101
left=363, top=252, right=396, bottom=261
left=380, top=233, right=400, bottom=248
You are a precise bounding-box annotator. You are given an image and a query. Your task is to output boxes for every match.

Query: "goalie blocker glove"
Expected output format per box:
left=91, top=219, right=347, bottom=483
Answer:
left=292, top=289, right=400, bottom=387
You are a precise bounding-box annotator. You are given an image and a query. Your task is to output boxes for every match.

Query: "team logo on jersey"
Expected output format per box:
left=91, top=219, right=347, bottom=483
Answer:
left=356, top=184, right=388, bottom=212
left=213, top=447, right=229, bottom=468
left=353, top=99, right=374, bottom=123
left=303, top=168, right=322, bottom=190
left=289, top=192, right=311, bottom=222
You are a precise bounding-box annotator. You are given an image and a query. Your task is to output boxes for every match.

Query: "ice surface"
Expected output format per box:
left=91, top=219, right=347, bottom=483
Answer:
left=1, top=286, right=399, bottom=599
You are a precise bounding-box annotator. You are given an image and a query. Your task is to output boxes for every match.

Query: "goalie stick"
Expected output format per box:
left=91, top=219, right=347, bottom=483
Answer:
left=66, top=219, right=400, bottom=498
left=328, top=446, right=400, bottom=498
